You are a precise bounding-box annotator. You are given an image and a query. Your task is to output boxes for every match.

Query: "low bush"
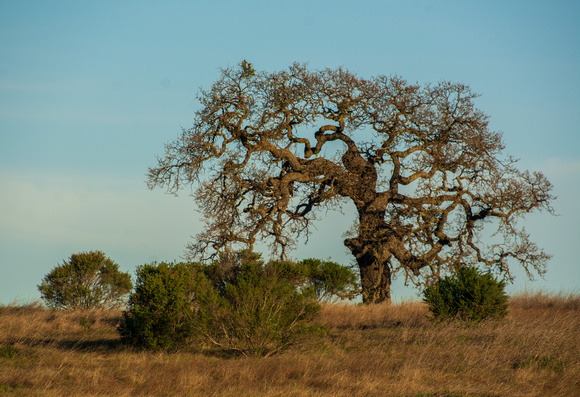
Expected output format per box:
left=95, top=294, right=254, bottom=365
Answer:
left=422, top=265, right=509, bottom=322
left=119, top=252, right=322, bottom=356
left=198, top=251, right=321, bottom=357
left=118, top=261, right=208, bottom=350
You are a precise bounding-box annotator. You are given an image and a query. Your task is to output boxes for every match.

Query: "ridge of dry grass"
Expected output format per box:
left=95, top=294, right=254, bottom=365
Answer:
left=1, top=292, right=578, bottom=396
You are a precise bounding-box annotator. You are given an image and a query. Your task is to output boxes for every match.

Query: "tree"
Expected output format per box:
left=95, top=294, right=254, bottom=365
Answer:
left=148, top=61, right=555, bottom=304
left=38, top=251, right=132, bottom=310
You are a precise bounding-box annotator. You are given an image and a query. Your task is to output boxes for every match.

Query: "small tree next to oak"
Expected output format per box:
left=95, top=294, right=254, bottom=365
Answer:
left=148, top=62, right=554, bottom=304
left=38, top=251, right=132, bottom=310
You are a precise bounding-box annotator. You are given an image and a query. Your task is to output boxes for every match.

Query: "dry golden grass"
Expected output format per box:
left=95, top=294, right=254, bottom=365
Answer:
left=1, top=292, right=578, bottom=396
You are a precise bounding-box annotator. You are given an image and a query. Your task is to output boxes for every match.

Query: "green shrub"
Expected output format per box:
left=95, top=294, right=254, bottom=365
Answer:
left=301, top=258, right=360, bottom=303
left=38, top=251, right=132, bottom=310
left=197, top=252, right=321, bottom=357
left=118, top=261, right=208, bottom=350
left=422, top=265, right=508, bottom=322
left=203, top=252, right=360, bottom=303
left=202, top=250, right=265, bottom=294
left=118, top=252, right=322, bottom=356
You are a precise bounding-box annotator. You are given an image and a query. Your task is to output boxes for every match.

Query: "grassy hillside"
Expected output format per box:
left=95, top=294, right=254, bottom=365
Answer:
left=1, top=292, right=578, bottom=396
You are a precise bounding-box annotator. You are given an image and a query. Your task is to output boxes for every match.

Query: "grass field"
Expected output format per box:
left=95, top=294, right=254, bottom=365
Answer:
left=1, top=292, right=578, bottom=396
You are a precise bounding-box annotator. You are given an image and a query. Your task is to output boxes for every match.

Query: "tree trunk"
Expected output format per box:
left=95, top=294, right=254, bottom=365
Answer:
left=340, top=146, right=397, bottom=303
left=344, top=211, right=393, bottom=304
left=357, top=250, right=392, bottom=304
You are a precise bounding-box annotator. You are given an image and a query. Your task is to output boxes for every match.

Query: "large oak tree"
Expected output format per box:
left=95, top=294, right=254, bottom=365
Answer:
left=148, top=62, right=554, bottom=303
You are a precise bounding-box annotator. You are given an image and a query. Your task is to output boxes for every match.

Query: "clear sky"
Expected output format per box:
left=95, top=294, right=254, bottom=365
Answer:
left=1, top=0, right=578, bottom=304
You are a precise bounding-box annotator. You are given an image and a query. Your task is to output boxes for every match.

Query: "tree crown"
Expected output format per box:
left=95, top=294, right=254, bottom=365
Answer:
left=148, top=62, right=554, bottom=299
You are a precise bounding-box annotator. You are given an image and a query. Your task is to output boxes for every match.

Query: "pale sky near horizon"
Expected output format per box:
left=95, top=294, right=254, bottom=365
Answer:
left=1, top=0, right=578, bottom=304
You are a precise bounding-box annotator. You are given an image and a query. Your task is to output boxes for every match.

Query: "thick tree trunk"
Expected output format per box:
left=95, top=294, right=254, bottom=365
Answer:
left=339, top=147, right=397, bottom=303
left=344, top=211, right=393, bottom=304
left=356, top=249, right=392, bottom=304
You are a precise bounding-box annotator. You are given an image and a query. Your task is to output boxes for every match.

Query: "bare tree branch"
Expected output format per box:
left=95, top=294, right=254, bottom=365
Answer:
left=149, top=61, right=555, bottom=303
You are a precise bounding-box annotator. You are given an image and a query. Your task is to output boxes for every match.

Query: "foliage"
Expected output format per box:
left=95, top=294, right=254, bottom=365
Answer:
left=197, top=251, right=321, bottom=357
left=118, top=261, right=207, bottom=350
left=37, top=251, right=132, bottom=310
left=148, top=61, right=555, bottom=303
left=301, top=258, right=360, bottom=302
left=204, top=251, right=359, bottom=303
left=119, top=252, right=321, bottom=355
left=422, top=265, right=509, bottom=322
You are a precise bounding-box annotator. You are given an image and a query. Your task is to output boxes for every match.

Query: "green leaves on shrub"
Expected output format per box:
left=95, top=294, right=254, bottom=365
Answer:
left=197, top=255, right=321, bottom=357
left=301, top=259, right=360, bottom=303
left=422, top=265, right=509, bottom=322
left=203, top=252, right=360, bottom=303
left=118, top=262, right=208, bottom=350
left=37, top=251, right=132, bottom=310
left=118, top=252, right=323, bottom=356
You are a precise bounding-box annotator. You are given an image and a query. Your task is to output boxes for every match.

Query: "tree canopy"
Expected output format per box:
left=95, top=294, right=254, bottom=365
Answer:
left=148, top=61, right=554, bottom=303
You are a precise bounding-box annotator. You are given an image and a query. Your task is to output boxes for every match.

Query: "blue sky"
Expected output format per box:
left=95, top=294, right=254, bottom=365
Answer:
left=1, top=0, right=578, bottom=303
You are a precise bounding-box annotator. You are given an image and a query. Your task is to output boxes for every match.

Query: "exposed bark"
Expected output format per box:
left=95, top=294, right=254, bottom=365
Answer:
left=148, top=61, right=555, bottom=303
left=345, top=232, right=393, bottom=304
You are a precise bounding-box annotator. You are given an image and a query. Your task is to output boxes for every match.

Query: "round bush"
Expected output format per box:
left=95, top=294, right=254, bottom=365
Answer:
left=118, top=261, right=208, bottom=350
left=38, top=251, right=132, bottom=310
left=422, top=265, right=509, bottom=322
